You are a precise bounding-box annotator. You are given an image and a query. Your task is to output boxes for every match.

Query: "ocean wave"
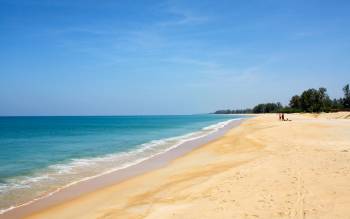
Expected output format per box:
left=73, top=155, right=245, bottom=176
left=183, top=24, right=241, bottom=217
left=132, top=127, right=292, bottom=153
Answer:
left=0, top=118, right=241, bottom=214
left=44, top=118, right=238, bottom=178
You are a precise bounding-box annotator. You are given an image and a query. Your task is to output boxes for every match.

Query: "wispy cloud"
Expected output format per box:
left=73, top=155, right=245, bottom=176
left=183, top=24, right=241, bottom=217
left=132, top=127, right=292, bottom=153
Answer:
left=51, top=27, right=114, bottom=36
left=32, top=1, right=219, bottom=71
left=157, top=10, right=208, bottom=27
left=187, top=54, right=285, bottom=88
left=156, top=2, right=209, bottom=27
left=125, top=30, right=167, bottom=49
left=291, top=31, right=317, bottom=40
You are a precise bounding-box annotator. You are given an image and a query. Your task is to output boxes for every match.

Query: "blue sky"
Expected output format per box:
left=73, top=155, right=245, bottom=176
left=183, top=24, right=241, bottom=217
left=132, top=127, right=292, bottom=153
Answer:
left=1, top=0, right=350, bottom=115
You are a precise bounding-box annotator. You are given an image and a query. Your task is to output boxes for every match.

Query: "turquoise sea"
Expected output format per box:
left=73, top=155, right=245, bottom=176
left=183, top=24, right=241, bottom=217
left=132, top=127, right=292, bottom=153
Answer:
left=0, top=114, right=244, bottom=213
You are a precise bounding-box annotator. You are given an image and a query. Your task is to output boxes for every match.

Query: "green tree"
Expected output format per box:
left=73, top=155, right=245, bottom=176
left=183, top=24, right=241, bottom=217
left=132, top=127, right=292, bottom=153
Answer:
left=318, top=87, right=332, bottom=111
left=300, top=89, right=317, bottom=112
left=343, top=84, right=350, bottom=108
left=289, top=95, right=301, bottom=109
left=332, top=98, right=343, bottom=110
left=300, top=87, right=331, bottom=112
left=252, top=103, right=282, bottom=113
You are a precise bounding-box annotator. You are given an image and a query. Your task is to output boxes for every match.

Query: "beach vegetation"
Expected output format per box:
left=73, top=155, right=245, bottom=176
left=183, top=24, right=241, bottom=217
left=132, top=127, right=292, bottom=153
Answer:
left=214, top=83, right=350, bottom=114
left=252, top=102, right=283, bottom=113
left=298, top=87, right=332, bottom=112
left=343, top=84, right=350, bottom=108
left=289, top=95, right=301, bottom=109
left=214, top=109, right=253, bottom=114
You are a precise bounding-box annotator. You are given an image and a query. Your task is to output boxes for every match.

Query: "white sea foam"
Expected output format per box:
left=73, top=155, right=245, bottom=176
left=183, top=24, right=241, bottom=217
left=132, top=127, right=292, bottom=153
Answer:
left=0, top=118, right=242, bottom=214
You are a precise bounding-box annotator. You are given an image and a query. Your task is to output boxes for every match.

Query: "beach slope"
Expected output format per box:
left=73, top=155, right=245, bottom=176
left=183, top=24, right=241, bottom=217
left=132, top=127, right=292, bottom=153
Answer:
left=26, top=113, right=350, bottom=219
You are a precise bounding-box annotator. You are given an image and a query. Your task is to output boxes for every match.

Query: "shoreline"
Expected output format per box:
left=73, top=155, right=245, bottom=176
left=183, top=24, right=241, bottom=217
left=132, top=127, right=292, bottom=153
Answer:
left=21, top=112, right=350, bottom=219
left=0, top=118, right=245, bottom=219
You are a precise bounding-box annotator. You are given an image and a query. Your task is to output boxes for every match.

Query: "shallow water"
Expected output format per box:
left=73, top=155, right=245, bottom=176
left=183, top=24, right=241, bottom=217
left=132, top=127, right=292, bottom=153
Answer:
left=0, top=114, right=244, bottom=212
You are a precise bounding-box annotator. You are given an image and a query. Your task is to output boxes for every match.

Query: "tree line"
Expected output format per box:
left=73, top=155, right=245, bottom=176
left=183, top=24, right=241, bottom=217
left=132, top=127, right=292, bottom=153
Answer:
left=214, top=84, right=350, bottom=114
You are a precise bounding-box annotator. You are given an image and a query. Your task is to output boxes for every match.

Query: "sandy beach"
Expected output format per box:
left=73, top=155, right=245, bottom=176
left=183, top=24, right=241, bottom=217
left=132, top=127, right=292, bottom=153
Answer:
left=2, top=1, right=350, bottom=218
left=19, top=113, right=350, bottom=218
